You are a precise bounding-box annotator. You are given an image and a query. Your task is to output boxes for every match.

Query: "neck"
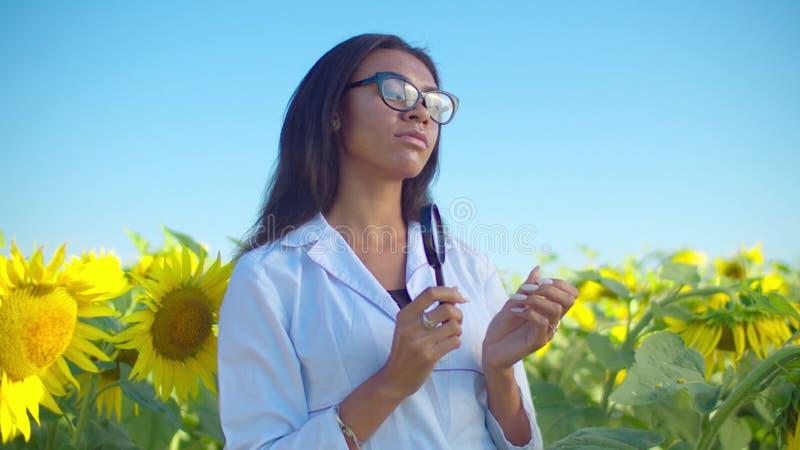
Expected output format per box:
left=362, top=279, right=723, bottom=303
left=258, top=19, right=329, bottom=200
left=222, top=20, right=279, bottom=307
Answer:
left=324, top=175, right=407, bottom=253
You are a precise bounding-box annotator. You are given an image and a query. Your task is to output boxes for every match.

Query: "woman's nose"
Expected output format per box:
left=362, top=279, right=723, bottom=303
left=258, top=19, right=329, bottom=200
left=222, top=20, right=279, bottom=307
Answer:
left=402, top=100, right=431, bottom=124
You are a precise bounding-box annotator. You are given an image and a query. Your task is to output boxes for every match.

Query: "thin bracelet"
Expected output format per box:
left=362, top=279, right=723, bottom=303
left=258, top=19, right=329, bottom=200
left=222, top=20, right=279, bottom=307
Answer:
left=333, top=403, right=362, bottom=450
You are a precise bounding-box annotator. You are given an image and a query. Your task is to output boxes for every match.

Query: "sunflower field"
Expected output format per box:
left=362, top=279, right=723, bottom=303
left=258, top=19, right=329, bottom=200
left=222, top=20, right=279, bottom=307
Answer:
left=1, top=227, right=798, bottom=449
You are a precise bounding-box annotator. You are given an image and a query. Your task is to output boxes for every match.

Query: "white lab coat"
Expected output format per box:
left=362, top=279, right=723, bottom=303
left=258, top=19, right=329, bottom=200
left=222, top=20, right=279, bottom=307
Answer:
left=218, top=212, right=543, bottom=450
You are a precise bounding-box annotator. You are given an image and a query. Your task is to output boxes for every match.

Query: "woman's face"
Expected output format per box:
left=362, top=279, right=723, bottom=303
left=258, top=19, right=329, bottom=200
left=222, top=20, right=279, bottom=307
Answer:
left=336, top=49, right=439, bottom=181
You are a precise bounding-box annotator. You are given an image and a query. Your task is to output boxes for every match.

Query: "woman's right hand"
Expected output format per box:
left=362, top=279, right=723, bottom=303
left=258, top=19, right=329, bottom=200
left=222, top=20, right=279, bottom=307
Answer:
left=378, top=286, right=467, bottom=400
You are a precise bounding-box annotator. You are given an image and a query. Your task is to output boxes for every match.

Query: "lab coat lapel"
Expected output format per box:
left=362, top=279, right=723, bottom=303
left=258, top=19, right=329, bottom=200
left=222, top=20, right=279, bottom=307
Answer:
left=302, top=213, right=401, bottom=321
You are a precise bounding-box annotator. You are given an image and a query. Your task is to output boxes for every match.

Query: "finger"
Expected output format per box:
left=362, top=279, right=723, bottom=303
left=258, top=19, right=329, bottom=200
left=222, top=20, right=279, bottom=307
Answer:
left=523, top=265, right=541, bottom=285
left=507, top=296, right=563, bottom=323
left=407, top=286, right=467, bottom=313
left=510, top=307, right=550, bottom=335
left=425, top=303, right=464, bottom=326
left=551, top=279, right=579, bottom=298
left=528, top=298, right=563, bottom=324
left=518, top=284, right=575, bottom=315
left=427, top=320, right=462, bottom=342
left=432, top=334, right=461, bottom=358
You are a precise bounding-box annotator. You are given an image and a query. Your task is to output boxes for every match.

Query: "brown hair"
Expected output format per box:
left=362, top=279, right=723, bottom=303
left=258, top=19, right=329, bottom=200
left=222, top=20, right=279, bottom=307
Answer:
left=239, top=33, right=442, bottom=255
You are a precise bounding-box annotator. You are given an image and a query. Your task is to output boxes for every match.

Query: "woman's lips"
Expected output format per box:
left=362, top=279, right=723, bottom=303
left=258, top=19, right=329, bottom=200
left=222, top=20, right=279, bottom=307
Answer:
left=395, top=132, right=428, bottom=149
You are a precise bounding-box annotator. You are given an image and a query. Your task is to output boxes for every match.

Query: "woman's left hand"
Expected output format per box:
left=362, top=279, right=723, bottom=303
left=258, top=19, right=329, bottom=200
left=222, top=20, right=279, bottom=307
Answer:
left=482, top=265, right=578, bottom=371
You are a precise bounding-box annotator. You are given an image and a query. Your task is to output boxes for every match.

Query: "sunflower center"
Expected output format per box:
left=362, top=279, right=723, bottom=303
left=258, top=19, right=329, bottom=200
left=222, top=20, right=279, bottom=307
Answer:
left=0, top=286, right=77, bottom=381
left=150, top=287, right=213, bottom=360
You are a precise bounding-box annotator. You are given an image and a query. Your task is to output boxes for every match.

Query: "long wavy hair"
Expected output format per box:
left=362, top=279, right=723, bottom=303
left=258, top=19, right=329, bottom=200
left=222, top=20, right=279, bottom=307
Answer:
left=239, top=34, right=443, bottom=255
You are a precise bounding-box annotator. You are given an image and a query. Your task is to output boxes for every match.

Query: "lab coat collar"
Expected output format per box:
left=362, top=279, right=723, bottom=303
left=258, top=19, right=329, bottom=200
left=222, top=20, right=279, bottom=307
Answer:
left=281, top=212, right=435, bottom=320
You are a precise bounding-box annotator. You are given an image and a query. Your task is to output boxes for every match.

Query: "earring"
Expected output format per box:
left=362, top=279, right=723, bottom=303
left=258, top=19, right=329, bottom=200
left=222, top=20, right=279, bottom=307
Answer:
left=331, top=115, right=340, bottom=131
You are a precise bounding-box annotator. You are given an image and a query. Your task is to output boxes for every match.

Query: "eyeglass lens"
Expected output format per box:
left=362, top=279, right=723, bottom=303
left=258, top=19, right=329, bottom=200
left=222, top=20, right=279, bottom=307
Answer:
left=380, top=77, right=455, bottom=124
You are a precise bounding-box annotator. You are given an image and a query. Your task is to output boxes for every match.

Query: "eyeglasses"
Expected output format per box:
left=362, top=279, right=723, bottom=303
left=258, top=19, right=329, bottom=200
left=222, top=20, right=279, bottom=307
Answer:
left=345, top=72, right=459, bottom=125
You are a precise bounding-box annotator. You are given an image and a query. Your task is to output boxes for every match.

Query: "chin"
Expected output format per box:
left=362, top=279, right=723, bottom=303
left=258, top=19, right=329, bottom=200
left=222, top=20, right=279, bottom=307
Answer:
left=391, top=161, right=427, bottom=180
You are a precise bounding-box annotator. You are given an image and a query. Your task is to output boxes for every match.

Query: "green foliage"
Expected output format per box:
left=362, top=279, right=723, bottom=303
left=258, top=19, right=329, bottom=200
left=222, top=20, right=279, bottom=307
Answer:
left=660, top=261, right=700, bottom=286
left=610, top=332, right=721, bottom=413
left=162, top=225, right=207, bottom=258
left=548, top=427, right=663, bottom=449
left=124, top=227, right=150, bottom=255
left=529, top=245, right=800, bottom=449
left=586, top=332, right=634, bottom=372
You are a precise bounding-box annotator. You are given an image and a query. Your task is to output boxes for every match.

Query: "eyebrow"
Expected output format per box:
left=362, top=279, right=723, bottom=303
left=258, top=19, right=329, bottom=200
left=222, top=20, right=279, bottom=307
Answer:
left=387, top=71, right=438, bottom=92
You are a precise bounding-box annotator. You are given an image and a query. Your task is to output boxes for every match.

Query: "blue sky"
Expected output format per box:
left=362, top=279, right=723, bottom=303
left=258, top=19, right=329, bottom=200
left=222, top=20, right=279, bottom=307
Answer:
left=2, top=1, right=799, bottom=275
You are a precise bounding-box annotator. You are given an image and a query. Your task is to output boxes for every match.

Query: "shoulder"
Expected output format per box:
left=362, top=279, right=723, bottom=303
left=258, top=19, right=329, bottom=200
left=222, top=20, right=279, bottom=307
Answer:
left=442, top=233, right=495, bottom=283
left=446, top=234, right=489, bottom=266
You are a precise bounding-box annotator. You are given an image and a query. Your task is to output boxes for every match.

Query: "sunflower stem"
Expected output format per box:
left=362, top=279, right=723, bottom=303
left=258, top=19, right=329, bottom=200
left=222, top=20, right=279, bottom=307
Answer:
left=558, top=339, right=586, bottom=389
left=624, top=286, right=728, bottom=350
left=600, top=369, right=617, bottom=413
left=92, top=380, right=119, bottom=405
left=696, top=344, right=800, bottom=450
left=46, top=418, right=59, bottom=450
left=70, top=371, right=98, bottom=447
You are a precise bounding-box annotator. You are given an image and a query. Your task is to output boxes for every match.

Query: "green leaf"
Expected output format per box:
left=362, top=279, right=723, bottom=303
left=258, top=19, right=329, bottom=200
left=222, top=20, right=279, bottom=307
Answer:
left=548, top=427, right=663, bottom=450
left=601, top=277, right=631, bottom=299
left=124, top=227, right=150, bottom=255
left=0, top=230, right=6, bottom=249
left=660, top=261, right=700, bottom=286
left=718, top=416, right=751, bottom=450
left=56, top=445, right=80, bottom=450
left=86, top=418, right=138, bottom=449
left=121, top=403, right=181, bottom=450
left=93, top=359, right=117, bottom=371
left=667, top=442, right=693, bottom=450
left=191, top=386, right=224, bottom=443
left=684, top=382, right=721, bottom=413
left=586, top=333, right=635, bottom=372
left=227, top=235, right=246, bottom=248
left=574, top=269, right=601, bottom=282
left=632, top=396, right=701, bottom=446
left=117, top=364, right=182, bottom=429
left=609, top=332, right=720, bottom=413
left=762, top=292, right=800, bottom=321
left=162, top=225, right=207, bottom=258
left=577, top=244, right=599, bottom=260
left=110, top=290, right=135, bottom=318
left=531, top=382, right=609, bottom=444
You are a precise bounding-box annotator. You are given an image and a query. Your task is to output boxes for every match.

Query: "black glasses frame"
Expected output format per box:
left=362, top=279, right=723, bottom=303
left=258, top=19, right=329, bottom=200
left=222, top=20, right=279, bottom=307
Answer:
left=345, top=72, right=459, bottom=125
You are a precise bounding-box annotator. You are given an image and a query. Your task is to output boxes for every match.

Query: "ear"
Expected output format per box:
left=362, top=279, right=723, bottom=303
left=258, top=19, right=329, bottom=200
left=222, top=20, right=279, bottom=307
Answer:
left=331, top=114, right=341, bottom=132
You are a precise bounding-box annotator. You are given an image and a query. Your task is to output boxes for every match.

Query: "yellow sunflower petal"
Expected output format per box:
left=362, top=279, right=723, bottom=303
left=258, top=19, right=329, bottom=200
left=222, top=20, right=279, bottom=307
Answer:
left=28, top=248, right=45, bottom=284
left=77, top=304, right=119, bottom=318
left=45, top=244, right=67, bottom=281
left=62, top=345, right=101, bottom=373
left=746, top=321, right=764, bottom=359
left=732, top=323, right=746, bottom=360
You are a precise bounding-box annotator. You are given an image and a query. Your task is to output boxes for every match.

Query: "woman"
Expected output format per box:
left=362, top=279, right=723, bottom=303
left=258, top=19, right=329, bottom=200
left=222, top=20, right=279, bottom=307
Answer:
left=218, top=33, right=577, bottom=449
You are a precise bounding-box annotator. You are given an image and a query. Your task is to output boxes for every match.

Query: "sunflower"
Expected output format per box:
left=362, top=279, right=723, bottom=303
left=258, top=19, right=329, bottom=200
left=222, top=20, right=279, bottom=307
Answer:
left=750, top=271, right=791, bottom=296
left=565, top=301, right=596, bottom=331
left=129, top=247, right=185, bottom=278
left=665, top=307, right=793, bottom=375
left=0, top=243, right=128, bottom=443
left=713, top=243, right=764, bottom=280
left=115, top=246, right=233, bottom=403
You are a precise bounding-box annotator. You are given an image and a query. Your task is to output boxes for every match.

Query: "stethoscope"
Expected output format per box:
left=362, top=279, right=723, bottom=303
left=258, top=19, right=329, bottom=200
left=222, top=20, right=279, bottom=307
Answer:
left=420, top=203, right=446, bottom=286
